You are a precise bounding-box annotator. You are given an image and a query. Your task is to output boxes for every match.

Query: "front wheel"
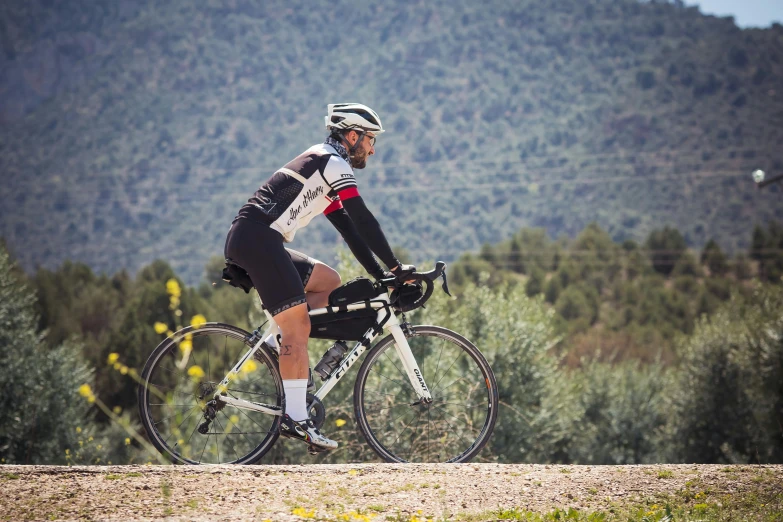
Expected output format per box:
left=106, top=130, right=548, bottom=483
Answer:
left=354, top=325, right=498, bottom=463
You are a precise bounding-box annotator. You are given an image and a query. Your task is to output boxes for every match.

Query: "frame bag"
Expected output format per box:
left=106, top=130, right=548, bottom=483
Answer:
left=309, top=309, right=378, bottom=341
left=328, top=277, right=378, bottom=306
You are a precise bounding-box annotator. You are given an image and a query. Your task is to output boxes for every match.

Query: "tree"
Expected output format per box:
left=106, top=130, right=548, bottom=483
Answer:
left=666, top=288, right=783, bottom=463
left=0, top=244, right=93, bottom=464
left=701, top=239, right=728, bottom=276
left=644, top=226, right=687, bottom=276
left=525, top=267, right=545, bottom=297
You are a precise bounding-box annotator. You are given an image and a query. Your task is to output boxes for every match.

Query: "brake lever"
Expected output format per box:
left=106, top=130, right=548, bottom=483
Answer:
left=441, top=269, right=452, bottom=297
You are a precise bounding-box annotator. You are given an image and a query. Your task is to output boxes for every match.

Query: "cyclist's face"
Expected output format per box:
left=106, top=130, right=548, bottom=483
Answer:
left=349, top=132, right=375, bottom=170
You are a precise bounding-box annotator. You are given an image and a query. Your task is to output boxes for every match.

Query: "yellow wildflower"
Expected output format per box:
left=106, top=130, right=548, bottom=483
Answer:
left=154, top=322, right=168, bottom=334
left=190, top=314, right=207, bottom=328
left=76, top=427, right=82, bottom=433
left=240, top=359, right=257, bottom=374
left=107, top=353, right=120, bottom=365
left=88, top=436, right=93, bottom=442
left=78, top=384, right=96, bottom=403
left=348, top=469, right=357, bottom=476
left=291, top=507, right=315, bottom=518
left=166, top=279, right=181, bottom=298
left=335, top=419, right=347, bottom=428
left=113, top=406, right=122, bottom=414
left=119, top=365, right=128, bottom=375
left=187, top=365, right=205, bottom=379
left=125, top=438, right=131, bottom=446
left=179, top=338, right=193, bottom=353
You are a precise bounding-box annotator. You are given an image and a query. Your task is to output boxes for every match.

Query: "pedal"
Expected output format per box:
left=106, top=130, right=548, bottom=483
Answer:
left=307, top=445, right=329, bottom=456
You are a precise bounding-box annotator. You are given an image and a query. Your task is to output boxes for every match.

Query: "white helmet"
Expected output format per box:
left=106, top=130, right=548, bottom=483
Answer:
left=325, top=103, right=385, bottom=135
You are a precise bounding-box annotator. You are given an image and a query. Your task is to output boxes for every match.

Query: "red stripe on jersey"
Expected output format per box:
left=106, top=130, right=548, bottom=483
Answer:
left=338, top=187, right=360, bottom=201
left=323, top=197, right=343, bottom=215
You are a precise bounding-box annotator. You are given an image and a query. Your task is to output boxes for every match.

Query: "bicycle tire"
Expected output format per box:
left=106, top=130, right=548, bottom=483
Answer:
left=353, top=325, right=498, bottom=463
left=138, top=322, right=283, bottom=464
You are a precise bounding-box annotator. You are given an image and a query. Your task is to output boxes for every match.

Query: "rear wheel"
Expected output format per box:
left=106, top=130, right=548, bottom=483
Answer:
left=138, top=323, right=283, bottom=464
left=354, top=325, right=498, bottom=463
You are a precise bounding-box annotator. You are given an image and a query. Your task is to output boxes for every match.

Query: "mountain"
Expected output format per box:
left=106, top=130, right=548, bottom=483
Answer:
left=1, top=0, right=782, bottom=282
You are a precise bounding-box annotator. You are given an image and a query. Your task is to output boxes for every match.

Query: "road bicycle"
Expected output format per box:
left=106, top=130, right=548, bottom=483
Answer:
left=138, top=262, right=498, bottom=464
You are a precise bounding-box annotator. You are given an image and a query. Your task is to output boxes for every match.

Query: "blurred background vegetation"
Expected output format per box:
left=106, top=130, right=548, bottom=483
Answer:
left=2, top=218, right=782, bottom=465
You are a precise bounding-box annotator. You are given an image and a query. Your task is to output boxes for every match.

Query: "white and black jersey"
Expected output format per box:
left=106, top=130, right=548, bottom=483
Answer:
left=237, top=143, right=356, bottom=242
left=233, top=139, right=401, bottom=280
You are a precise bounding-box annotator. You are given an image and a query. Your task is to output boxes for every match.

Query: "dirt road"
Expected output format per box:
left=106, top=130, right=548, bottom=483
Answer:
left=1, top=463, right=781, bottom=521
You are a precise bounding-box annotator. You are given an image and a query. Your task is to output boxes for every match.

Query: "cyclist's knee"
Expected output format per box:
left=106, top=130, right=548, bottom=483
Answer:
left=306, top=263, right=341, bottom=293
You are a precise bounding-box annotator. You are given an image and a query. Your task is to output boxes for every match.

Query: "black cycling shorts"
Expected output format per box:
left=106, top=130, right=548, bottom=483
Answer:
left=224, top=218, right=315, bottom=316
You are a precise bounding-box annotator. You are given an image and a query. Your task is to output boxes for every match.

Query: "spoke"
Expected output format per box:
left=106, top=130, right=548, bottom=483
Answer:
left=435, top=401, right=487, bottom=409
left=369, top=366, right=411, bottom=391
left=164, top=405, right=200, bottom=446
left=431, top=337, right=447, bottom=384
left=155, top=405, right=198, bottom=428
left=425, top=408, right=468, bottom=459
left=363, top=402, right=412, bottom=415
left=213, top=415, right=240, bottom=463
left=389, top=410, right=423, bottom=450
left=146, top=382, right=195, bottom=398
left=207, top=337, right=212, bottom=385
left=219, top=410, right=256, bottom=453
left=371, top=405, right=416, bottom=438
left=433, top=375, right=478, bottom=395
left=382, top=348, right=410, bottom=387
left=214, top=420, right=220, bottom=463
left=431, top=351, right=467, bottom=391
left=236, top=404, right=277, bottom=437
left=362, top=388, right=407, bottom=398
left=430, top=404, right=483, bottom=446
left=155, top=363, right=185, bottom=378
left=199, top=429, right=210, bottom=464
left=427, top=406, right=431, bottom=463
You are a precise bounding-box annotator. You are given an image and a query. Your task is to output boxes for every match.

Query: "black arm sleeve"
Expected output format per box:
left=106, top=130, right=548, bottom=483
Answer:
left=341, top=195, right=401, bottom=270
left=326, top=208, right=387, bottom=279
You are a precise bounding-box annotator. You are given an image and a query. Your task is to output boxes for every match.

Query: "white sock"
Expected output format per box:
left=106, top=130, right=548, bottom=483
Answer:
left=283, top=379, right=309, bottom=422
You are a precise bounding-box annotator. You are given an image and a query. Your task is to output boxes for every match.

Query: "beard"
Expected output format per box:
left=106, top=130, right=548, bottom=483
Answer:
left=350, top=149, right=369, bottom=169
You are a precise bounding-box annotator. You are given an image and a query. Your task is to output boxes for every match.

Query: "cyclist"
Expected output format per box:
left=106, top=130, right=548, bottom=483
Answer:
left=224, top=103, right=414, bottom=452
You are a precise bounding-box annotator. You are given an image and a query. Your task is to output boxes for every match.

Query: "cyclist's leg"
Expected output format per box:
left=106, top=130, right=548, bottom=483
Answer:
left=274, top=302, right=311, bottom=418
left=286, top=248, right=341, bottom=309
left=225, top=220, right=310, bottom=420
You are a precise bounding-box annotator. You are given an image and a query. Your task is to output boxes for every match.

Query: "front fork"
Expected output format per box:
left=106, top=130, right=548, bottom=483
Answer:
left=386, top=314, right=433, bottom=403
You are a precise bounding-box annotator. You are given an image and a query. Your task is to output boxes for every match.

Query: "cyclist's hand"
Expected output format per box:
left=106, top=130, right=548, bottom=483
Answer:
left=391, top=264, right=416, bottom=284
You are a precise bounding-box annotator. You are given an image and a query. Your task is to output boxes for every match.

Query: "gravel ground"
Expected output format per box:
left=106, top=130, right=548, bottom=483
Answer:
left=1, top=463, right=781, bottom=521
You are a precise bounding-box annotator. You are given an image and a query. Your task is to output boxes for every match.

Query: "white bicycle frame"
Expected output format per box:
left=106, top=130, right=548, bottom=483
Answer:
left=212, top=292, right=432, bottom=416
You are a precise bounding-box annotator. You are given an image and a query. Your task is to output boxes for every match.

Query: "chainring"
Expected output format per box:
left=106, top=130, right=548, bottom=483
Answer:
left=306, top=393, right=326, bottom=430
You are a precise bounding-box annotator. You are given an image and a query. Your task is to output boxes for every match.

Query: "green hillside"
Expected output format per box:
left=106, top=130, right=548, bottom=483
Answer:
left=1, top=0, right=782, bottom=282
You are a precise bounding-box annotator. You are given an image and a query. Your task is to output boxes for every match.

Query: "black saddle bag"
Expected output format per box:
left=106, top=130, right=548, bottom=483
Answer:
left=222, top=261, right=254, bottom=294
left=309, top=309, right=378, bottom=341
left=328, top=277, right=379, bottom=306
